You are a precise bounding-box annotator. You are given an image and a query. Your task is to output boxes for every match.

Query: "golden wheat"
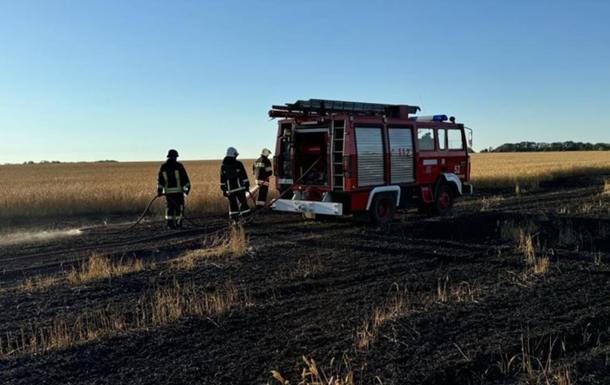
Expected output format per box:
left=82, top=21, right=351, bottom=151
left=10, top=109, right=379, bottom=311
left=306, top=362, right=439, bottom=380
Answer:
left=0, top=159, right=269, bottom=219
left=471, top=152, right=610, bottom=190
left=1, top=152, right=609, bottom=219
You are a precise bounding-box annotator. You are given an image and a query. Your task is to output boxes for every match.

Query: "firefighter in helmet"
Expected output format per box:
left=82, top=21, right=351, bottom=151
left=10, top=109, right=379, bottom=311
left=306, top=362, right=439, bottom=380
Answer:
left=220, top=147, right=251, bottom=221
left=157, top=149, right=191, bottom=229
left=252, top=148, right=273, bottom=208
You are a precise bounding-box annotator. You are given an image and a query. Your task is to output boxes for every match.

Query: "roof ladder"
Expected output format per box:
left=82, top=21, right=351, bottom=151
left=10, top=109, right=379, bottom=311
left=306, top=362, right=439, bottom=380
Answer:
left=332, top=120, right=345, bottom=192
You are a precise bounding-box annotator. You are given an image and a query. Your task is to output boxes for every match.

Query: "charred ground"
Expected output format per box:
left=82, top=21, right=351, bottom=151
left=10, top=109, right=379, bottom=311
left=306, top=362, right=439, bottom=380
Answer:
left=1, top=176, right=609, bottom=384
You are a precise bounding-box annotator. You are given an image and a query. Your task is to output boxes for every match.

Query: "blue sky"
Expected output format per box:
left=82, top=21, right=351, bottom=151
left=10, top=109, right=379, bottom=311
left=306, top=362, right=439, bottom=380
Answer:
left=1, top=0, right=609, bottom=163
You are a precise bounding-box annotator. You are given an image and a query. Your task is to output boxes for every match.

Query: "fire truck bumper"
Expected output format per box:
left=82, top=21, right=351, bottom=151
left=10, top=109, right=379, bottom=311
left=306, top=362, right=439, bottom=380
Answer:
left=462, top=183, right=474, bottom=195
left=272, top=199, right=343, bottom=216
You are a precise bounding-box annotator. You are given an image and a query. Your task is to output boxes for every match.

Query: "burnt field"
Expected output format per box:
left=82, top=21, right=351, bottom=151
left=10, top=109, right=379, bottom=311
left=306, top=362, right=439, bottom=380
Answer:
left=1, top=176, right=610, bottom=384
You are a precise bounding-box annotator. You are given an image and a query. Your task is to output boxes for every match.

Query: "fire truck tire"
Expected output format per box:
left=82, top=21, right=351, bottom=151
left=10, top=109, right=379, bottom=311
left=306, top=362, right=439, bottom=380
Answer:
left=433, top=184, right=455, bottom=217
left=370, top=193, right=396, bottom=226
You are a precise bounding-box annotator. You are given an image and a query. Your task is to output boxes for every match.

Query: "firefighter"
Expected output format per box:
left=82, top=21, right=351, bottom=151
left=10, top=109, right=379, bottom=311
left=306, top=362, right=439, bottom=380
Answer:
left=220, top=147, right=251, bottom=221
left=157, top=149, right=191, bottom=229
left=252, top=148, right=273, bottom=208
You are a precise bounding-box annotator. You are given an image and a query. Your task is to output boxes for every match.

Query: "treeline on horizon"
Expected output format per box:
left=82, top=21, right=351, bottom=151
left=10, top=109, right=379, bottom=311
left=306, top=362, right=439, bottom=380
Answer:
left=480, top=141, right=610, bottom=153
left=3, top=160, right=120, bottom=166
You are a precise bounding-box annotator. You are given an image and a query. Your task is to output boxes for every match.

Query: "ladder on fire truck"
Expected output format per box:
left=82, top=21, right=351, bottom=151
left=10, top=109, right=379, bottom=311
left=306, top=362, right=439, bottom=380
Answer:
left=269, top=99, right=420, bottom=118
left=332, top=120, right=345, bottom=191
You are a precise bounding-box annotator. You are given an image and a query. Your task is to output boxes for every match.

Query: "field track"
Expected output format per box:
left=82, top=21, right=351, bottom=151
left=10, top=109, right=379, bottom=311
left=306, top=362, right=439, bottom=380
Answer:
left=1, top=175, right=610, bottom=384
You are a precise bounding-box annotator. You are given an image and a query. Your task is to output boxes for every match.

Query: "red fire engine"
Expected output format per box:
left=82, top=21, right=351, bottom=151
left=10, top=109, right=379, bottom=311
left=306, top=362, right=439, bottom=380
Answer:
left=270, top=99, right=473, bottom=225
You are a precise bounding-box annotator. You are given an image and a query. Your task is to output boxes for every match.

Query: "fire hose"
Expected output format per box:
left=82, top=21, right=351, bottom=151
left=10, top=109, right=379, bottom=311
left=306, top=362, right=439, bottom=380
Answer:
left=118, top=156, right=322, bottom=232
left=8, top=157, right=323, bottom=264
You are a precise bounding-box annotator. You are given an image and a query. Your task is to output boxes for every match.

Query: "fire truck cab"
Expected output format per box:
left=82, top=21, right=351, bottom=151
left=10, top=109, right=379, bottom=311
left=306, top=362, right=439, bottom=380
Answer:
left=270, top=99, right=473, bottom=225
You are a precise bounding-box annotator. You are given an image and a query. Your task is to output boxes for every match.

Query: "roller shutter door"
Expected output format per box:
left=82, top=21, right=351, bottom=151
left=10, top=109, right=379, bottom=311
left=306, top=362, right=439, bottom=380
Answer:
left=355, top=127, right=385, bottom=187
left=389, top=128, right=415, bottom=184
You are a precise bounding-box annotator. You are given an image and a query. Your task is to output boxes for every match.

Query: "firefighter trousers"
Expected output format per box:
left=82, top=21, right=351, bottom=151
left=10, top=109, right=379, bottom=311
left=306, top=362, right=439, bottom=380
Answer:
left=165, top=193, right=184, bottom=228
left=255, top=180, right=269, bottom=207
left=227, top=190, right=251, bottom=220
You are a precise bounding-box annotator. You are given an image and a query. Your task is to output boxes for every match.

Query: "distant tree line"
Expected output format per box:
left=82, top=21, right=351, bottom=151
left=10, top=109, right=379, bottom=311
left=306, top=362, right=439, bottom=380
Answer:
left=480, top=141, right=610, bottom=153
left=14, top=160, right=119, bottom=165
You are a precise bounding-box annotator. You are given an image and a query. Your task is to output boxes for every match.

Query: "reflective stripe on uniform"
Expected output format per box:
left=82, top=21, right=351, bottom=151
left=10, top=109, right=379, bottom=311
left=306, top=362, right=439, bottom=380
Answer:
left=175, top=170, right=181, bottom=190
left=256, top=201, right=265, bottom=206
left=227, top=186, right=246, bottom=193
left=229, top=211, right=240, bottom=215
left=162, top=171, right=169, bottom=192
left=254, top=162, right=265, bottom=168
left=265, top=167, right=273, bottom=172
left=162, top=170, right=184, bottom=194
left=256, top=180, right=270, bottom=186
left=241, top=209, right=251, bottom=214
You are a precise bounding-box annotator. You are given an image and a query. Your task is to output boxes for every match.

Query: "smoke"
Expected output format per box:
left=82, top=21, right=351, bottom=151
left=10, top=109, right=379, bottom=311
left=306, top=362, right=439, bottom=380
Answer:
left=0, top=229, right=83, bottom=246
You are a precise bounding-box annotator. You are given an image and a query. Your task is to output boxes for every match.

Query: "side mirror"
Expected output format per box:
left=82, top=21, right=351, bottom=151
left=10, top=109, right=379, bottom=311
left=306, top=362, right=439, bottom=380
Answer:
left=465, top=127, right=473, bottom=148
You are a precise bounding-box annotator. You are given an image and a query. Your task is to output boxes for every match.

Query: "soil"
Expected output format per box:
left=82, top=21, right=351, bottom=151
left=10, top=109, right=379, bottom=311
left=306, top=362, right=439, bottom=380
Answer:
left=1, top=175, right=610, bottom=384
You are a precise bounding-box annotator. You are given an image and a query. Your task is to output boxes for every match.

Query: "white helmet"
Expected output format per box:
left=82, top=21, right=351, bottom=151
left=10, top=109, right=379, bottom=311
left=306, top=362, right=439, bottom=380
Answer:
left=261, top=148, right=272, bottom=157
left=226, top=147, right=239, bottom=158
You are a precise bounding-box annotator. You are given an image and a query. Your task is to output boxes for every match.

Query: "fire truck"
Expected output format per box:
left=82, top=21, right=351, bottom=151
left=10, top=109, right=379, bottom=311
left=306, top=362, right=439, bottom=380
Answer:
left=269, top=99, right=473, bottom=225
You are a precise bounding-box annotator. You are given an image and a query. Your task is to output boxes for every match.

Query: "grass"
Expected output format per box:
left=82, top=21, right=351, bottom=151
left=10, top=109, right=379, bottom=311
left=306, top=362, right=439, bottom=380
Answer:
left=519, top=231, right=550, bottom=276
left=2, top=152, right=610, bottom=220
left=271, top=355, right=355, bottom=385
left=136, top=279, right=247, bottom=328
left=2, top=279, right=249, bottom=358
left=21, top=253, right=148, bottom=291
left=176, top=224, right=247, bottom=269
left=66, top=253, right=147, bottom=285
left=356, top=284, right=411, bottom=350
left=21, top=274, right=61, bottom=292
left=496, top=333, right=575, bottom=385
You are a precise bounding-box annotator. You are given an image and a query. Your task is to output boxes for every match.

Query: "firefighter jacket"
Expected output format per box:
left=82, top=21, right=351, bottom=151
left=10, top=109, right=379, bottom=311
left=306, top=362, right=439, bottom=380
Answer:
left=158, top=160, right=191, bottom=195
left=253, top=155, right=273, bottom=182
left=220, top=157, right=250, bottom=195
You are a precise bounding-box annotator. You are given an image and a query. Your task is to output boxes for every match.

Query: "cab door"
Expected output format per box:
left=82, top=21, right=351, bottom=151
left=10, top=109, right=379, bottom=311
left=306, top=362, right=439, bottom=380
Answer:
left=415, top=125, right=440, bottom=185
left=445, top=128, right=468, bottom=180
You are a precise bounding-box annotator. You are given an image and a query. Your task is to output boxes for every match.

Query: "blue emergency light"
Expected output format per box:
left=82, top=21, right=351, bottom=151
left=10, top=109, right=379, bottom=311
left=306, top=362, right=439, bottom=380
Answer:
left=409, top=115, right=448, bottom=122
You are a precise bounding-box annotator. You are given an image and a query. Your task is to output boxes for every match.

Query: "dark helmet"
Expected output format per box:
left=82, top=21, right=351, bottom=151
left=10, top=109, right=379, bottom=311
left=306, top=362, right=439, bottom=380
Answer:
left=167, top=149, right=179, bottom=158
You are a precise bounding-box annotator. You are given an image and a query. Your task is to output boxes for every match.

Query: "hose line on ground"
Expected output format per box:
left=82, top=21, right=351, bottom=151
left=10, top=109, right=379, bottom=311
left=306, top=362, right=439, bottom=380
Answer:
left=111, top=195, right=159, bottom=234
left=118, top=156, right=322, bottom=233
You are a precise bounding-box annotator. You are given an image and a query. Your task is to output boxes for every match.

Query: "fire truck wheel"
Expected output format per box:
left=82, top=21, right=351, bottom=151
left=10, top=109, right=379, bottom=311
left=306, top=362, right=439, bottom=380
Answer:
left=370, top=193, right=396, bottom=226
left=434, top=184, right=455, bottom=217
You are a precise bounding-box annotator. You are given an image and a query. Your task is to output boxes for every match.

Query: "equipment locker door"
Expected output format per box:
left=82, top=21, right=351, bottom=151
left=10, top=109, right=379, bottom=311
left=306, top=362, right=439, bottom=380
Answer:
left=355, top=126, right=385, bottom=187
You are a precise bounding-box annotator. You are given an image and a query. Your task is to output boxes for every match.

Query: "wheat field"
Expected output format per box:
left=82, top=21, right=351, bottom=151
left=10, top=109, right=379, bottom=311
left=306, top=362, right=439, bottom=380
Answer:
left=1, top=152, right=610, bottom=219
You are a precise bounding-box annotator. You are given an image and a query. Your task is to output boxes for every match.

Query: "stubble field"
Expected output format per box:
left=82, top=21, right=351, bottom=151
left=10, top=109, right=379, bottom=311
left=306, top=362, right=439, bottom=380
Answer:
left=1, top=152, right=610, bottom=384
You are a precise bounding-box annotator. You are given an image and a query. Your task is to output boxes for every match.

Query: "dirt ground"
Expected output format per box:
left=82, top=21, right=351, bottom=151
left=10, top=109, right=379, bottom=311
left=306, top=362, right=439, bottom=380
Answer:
left=1, top=176, right=609, bottom=384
